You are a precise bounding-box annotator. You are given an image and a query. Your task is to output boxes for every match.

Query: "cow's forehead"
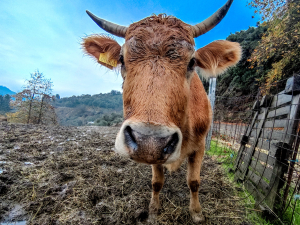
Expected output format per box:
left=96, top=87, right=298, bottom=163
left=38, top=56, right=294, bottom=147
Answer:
left=125, top=37, right=194, bottom=50
left=121, top=37, right=194, bottom=60
left=125, top=15, right=195, bottom=46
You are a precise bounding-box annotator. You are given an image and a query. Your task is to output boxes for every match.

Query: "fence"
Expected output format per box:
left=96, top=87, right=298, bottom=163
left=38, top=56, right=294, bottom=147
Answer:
left=208, top=75, right=300, bottom=224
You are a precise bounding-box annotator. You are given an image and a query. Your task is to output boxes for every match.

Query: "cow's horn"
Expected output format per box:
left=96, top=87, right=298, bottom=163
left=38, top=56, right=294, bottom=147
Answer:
left=192, top=0, right=234, bottom=38
left=86, top=10, right=128, bottom=38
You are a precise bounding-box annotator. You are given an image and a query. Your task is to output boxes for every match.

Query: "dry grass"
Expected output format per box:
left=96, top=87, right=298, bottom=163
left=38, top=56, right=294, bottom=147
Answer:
left=0, top=122, right=247, bottom=224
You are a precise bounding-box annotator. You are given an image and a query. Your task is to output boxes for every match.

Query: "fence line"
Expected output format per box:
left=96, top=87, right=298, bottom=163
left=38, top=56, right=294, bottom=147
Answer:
left=209, top=75, right=300, bottom=224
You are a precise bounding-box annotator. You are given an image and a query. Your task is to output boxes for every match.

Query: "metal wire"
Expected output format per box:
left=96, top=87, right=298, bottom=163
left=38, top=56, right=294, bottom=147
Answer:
left=211, top=75, right=300, bottom=224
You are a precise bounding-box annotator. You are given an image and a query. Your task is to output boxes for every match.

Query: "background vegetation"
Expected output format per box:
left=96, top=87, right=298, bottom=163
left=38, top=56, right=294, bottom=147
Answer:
left=7, top=70, right=57, bottom=125
left=53, top=90, right=123, bottom=126
left=216, top=25, right=268, bottom=97
left=249, top=0, right=300, bottom=94
left=0, top=94, right=11, bottom=114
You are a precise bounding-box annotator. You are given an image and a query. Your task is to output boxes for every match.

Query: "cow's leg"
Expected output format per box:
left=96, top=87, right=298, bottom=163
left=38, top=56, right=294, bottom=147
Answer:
left=148, top=164, right=164, bottom=221
left=187, top=147, right=205, bottom=223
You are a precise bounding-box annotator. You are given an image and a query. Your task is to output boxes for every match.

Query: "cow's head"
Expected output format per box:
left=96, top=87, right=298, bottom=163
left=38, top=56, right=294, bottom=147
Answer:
left=83, top=0, right=241, bottom=164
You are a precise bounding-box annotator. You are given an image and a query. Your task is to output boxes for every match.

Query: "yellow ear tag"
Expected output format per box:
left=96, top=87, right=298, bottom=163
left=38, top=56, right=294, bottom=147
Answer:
left=99, top=52, right=117, bottom=68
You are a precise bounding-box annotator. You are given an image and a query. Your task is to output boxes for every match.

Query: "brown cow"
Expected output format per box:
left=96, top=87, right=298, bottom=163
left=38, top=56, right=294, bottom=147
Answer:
left=82, top=0, right=241, bottom=223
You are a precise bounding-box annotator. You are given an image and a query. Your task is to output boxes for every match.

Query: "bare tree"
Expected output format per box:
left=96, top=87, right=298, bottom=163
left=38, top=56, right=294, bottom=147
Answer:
left=36, top=79, right=55, bottom=124
left=24, top=71, right=44, bottom=123
left=9, top=70, right=57, bottom=125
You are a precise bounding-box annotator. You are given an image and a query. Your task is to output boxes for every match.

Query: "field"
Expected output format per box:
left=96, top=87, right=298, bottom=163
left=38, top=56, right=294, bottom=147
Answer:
left=0, top=122, right=248, bottom=224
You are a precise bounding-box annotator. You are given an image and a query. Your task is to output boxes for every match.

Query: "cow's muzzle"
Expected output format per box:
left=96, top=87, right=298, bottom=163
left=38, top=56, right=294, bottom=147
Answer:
left=115, top=121, right=182, bottom=164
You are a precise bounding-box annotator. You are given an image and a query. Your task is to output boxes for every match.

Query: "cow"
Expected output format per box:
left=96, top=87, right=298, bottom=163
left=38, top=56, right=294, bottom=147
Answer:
left=82, top=0, right=241, bottom=223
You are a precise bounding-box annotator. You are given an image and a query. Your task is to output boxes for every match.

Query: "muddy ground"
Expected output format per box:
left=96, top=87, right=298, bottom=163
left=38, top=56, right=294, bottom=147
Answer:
left=0, top=122, right=248, bottom=224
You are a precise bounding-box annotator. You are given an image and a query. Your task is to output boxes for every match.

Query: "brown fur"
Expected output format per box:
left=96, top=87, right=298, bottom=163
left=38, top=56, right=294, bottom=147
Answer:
left=82, top=14, right=241, bottom=223
left=82, top=35, right=121, bottom=69
left=196, top=40, right=242, bottom=77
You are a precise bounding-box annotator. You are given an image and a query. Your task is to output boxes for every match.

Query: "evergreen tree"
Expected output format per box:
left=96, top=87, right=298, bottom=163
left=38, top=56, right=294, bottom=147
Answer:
left=0, top=94, right=11, bottom=113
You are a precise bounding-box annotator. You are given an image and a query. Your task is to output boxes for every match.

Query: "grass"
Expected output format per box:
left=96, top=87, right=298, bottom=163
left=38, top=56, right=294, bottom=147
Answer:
left=206, top=140, right=236, bottom=169
left=278, top=188, right=300, bottom=225
left=207, top=140, right=300, bottom=225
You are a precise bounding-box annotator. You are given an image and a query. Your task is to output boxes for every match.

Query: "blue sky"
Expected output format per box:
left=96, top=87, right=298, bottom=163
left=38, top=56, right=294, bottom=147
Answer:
left=0, top=0, right=258, bottom=97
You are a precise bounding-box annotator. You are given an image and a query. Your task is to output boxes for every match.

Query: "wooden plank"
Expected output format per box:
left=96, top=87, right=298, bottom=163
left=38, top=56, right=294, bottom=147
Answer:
left=253, top=151, right=276, bottom=167
left=283, top=94, right=300, bottom=146
left=267, top=105, right=290, bottom=119
left=265, top=161, right=284, bottom=210
left=245, top=114, right=259, bottom=137
left=248, top=136, right=255, bottom=145
left=236, top=149, right=252, bottom=172
left=242, top=147, right=275, bottom=173
left=264, top=119, right=288, bottom=128
left=256, top=140, right=278, bottom=157
left=237, top=146, right=255, bottom=172
left=239, top=143, right=274, bottom=172
left=240, top=157, right=250, bottom=172
left=239, top=107, right=269, bottom=180
left=257, top=112, right=265, bottom=120
left=249, top=138, right=279, bottom=154
left=235, top=89, right=300, bottom=211
left=264, top=94, right=300, bottom=209
left=252, top=129, right=285, bottom=142
left=249, top=129, right=258, bottom=138
left=270, top=92, right=292, bottom=108
left=250, top=158, right=273, bottom=181
left=260, top=95, right=273, bottom=107
left=205, top=78, right=216, bottom=150
left=256, top=108, right=267, bottom=121
left=245, top=180, right=266, bottom=203
left=249, top=128, right=264, bottom=139
left=257, top=139, right=278, bottom=153
left=234, top=168, right=243, bottom=181
left=247, top=170, right=270, bottom=194
left=243, top=146, right=252, bottom=155
left=234, top=110, right=260, bottom=170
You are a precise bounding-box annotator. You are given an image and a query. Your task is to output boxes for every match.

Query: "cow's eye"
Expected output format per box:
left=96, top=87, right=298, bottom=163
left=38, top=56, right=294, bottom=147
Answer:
left=119, top=55, right=124, bottom=66
left=187, top=58, right=195, bottom=71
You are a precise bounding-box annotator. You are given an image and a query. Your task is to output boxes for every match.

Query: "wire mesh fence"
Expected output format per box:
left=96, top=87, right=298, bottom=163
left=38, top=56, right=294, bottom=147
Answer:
left=208, top=75, right=300, bottom=225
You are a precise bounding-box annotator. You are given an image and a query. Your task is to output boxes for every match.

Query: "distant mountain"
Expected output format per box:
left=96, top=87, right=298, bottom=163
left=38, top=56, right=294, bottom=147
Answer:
left=0, top=86, right=16, bottom=96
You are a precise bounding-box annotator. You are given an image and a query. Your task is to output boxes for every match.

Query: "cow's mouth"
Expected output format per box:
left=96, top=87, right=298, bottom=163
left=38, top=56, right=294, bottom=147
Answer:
left=115, top=121, right=182, bottom=164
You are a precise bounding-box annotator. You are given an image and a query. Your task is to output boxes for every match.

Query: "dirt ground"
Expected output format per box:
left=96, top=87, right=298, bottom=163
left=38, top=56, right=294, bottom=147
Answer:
left=0, top=122, right=248, bottom=224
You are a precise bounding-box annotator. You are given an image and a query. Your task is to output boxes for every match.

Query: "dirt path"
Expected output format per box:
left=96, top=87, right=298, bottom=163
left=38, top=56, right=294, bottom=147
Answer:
left=0, top=122, right=246, bottom=224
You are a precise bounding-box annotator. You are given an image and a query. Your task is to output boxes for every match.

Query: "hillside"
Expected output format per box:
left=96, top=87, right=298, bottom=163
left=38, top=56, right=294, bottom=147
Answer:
left=53, top=90, right=123, bottom=126
left=0, top=86, right=15, bottom=96
left=216, top=25, right=268, bottom=97
left=205, top=25, right=270, bottom=123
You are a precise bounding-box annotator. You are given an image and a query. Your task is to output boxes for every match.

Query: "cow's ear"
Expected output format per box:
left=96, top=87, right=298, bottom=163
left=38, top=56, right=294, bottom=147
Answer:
left=195, top=40, right=241, bottom=77
left=82, top=35, right=121, bottom=70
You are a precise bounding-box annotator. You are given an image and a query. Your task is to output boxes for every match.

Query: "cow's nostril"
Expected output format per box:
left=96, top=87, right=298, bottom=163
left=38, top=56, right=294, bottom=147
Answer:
left=163, top=133, right=179, bottom=154
left=124, top=126, right=138, bottom=151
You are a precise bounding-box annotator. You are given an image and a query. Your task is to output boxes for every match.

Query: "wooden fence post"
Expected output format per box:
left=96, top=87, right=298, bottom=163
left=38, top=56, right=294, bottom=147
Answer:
left=233, top=75, right=300, bottom=211
left=234, top=99, right=260, bottom=172
left=206, top=77, right=216, bottom=150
